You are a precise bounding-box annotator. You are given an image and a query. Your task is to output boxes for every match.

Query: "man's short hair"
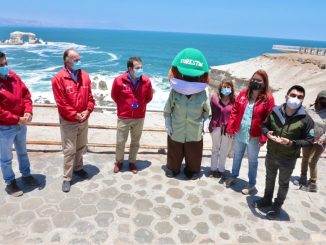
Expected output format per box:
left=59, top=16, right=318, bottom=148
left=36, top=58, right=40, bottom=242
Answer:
left=287, top=85, right=305, bottom=97
left=0, top=51, right=6, bottom=59
left=63, top=48, right=75, bottom=62
left=127, top=57, right=142, bottom=68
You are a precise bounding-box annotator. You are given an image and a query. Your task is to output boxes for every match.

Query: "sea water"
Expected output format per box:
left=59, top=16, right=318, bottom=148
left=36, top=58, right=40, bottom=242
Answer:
left=1, top=26, right=326, bottom=109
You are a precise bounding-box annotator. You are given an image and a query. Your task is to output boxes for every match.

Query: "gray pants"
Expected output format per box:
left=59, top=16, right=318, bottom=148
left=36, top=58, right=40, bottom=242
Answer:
left=264, top=154, right=297, bottom=206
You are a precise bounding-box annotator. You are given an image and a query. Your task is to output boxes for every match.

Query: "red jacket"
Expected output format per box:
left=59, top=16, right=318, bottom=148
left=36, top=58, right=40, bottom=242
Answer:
left=111, top=72, right=153, bottom=119
left=226, top=89, right=275, bottom=143
left=52, top=67, right=95, bottom=122
left=0, top=70, right=32, bottom=125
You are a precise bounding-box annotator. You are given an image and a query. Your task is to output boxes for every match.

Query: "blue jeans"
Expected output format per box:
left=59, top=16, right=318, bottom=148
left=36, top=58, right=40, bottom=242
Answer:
left=0, top=125, right=31, bottom=185
left=230, top=138, right=260, bottom=187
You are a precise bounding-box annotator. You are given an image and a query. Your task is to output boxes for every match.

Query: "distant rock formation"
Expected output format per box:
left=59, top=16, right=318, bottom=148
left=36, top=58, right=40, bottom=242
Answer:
left=0, top=31, right=45, bottom=45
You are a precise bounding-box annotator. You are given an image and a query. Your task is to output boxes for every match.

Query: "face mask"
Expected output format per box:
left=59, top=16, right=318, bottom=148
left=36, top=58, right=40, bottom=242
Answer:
left=0, top=66, right=10, bottom=77
left=221, top=88, right=232, bottom=96
left=287, top=97, right=302, bottom=109
left=170, top=77, right=207, bottom=95
left=250, top=79, right=265, bottom=90
left=72, top=61, right=81, bottom=71
left=134, top=68, right=143, bottom=78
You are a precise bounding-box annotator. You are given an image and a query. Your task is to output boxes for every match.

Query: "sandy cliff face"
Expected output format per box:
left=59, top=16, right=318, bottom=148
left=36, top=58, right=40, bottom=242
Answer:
left=210, top=53, right=326, bottom=106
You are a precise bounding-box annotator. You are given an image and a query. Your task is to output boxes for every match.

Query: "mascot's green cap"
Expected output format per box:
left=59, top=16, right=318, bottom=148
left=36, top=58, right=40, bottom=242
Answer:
left=172, top=48, right=209, bottom=77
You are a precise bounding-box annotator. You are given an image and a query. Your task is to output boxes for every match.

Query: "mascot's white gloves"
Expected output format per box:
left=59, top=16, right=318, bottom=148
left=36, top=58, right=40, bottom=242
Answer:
left=203, top=117, right=210, bottom=133
left=165, top=117, right=173, bottom=136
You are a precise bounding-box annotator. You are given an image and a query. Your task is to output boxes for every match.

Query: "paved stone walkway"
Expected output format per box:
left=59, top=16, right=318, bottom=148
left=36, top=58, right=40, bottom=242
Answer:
left=0, top=151, right=325, bottom=244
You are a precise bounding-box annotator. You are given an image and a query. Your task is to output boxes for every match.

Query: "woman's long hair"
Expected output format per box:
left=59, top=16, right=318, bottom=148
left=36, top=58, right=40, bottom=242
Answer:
left=246, top=69, right=271, bottom=100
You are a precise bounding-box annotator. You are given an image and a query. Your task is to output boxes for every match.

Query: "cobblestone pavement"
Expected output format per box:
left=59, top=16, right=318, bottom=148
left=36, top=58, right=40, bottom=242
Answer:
left=0, top=151, right=325, bottom=244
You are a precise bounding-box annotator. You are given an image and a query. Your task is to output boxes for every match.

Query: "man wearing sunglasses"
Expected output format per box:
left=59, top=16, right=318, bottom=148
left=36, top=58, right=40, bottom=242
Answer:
left=52, top=48, right=95, bottom=192
left=254, top=85, right=314, bottom=220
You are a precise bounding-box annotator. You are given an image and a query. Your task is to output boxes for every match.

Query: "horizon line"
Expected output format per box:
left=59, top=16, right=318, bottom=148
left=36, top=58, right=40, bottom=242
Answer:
left=1, top=24, right=326, bottom=43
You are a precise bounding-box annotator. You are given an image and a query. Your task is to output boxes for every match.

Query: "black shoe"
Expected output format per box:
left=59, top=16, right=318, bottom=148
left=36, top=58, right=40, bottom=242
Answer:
left=62, top=180, right=71, bottom=192
left=293, top=176, right=307, bottom=186
left=253, top=198, right=272, bottom=208
left=22, top=175, right=40, bottom=186
left=74, top=169, right=89, bottom=179
left=5, top=180, right=23, bottom=197
left=266, top=203, right=281, bottom=220
left=184, top=168, right=199, bottom=180
left=165, top=168, right=179, bottom=178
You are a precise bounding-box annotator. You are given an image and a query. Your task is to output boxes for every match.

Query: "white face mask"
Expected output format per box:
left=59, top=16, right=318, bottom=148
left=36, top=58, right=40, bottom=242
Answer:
left=287, top=97, right=302, bottom=109
left=170, top=77, right=207, bottom=95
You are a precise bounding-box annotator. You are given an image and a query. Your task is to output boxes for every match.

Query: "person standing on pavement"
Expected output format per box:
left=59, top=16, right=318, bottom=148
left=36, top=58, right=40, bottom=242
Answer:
left=164, top=48, right=211, bottom=180
left=0, top=51, right=39, bottom=197
left=208, top=80, right=235, bottom=178
left=111, top=57, right=153, bottom=174
left=225, top=70, right=275, bottom=195
left=294, top=90, right=326, bottom=192
left=254, top=85, right=314, bottom=220
left=52, top=48, right=95, bottom=192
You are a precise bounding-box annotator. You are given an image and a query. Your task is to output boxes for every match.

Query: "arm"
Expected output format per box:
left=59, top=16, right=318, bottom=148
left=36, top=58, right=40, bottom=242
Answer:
left=21, top=80, right=33, bottom=114
left=293, top=115, right=314, bottom=147
left=0, top=105, right=20, bottom=124
left=145, top=80, right=153, bottom=104
left=111, top=78, right=120, bottom=104
left=163, top=91, right=173, bottom=135
left=51, top=77, right=78, bottom=121
left=226, top=95, right=240, bottom=134
left=87, top=75, right=95, bottom=112
left=202, top=93, right=211, bottom=121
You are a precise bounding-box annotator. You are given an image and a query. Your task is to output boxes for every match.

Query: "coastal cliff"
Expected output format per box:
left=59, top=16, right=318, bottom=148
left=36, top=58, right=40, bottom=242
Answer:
left=210, top=53, right=326, bottom=106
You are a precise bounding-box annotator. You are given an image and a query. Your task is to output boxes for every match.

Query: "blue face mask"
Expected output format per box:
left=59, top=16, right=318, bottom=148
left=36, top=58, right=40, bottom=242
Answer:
left=133, top=68, right=143, bottom=78
left=0, top=66, right=10, bottom=77
left=72, top=61, right=81, bottom=71
left=221, top=87, right=232, bottom=96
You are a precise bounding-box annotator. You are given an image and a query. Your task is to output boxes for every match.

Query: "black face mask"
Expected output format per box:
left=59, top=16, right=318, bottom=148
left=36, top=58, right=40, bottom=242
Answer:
left=250, top=80, right=265, bottom=90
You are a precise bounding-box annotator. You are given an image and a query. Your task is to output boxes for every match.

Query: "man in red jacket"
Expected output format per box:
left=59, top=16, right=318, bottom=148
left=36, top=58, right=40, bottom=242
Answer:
left=52, top=48, right=95, bottom=192
left=111, top=57, right=153, bottom=174
left=0, top=51, right=39, bottom=197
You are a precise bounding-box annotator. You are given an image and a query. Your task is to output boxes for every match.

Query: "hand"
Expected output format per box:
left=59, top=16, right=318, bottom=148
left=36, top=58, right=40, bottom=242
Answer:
left=80, top=110, right=90, bottom=121
left=228, top=133, right=234, bottom=139
left=203, top=119, right=210, bottom=133
left=315, top=138, right=325, bottom=145
left=266, top=131, right=277, bottom=141
left=19, top=117, right=28, bottom=124
left=75, top=113, right=83, bottom=121
left=275, top=136, right=291, bottom=145
left=24, top=113, right=33, bottom=122
left=165, top=117, right=173, bottom=136
left=259, top=142, right=265, bottom=147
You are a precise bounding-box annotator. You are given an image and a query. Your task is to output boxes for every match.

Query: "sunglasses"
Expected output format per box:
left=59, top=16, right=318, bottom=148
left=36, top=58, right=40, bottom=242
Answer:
left=289, top=93, right=304, bottom=100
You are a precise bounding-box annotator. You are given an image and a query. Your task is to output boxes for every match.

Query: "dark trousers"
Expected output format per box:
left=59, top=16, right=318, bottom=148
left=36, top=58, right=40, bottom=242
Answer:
left=264, top=154, right=297, bottom=206
left=167, top=136, right=203, bottom=173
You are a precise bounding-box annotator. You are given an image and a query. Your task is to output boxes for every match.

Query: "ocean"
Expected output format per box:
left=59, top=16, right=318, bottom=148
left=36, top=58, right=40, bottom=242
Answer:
left=1, top=26, right=326, bottom=109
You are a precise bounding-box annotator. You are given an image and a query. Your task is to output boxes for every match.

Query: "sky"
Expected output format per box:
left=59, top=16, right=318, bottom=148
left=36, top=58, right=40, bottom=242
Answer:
left=1, top=0, right=325, bottom=41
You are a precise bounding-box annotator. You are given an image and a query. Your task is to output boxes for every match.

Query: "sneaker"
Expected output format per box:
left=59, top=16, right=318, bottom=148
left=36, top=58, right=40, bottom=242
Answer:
left=253, top=198, right=272, bottom=208
left=266, top=203, right=281, bottom=220
left=208, top=170, right=218, bottom=178
left=62, top=180, right=71, bottom=192
left=165, top=168, right=179, bottom=178
left=293, top=176, right=307, bottom=186
left=113, top=162, right=123, bottom=173
left=129, top=162, right=138, bottom=174
left=5, top=180, right=23, bottom=197
left=308, top=182, right=318, bottom=192
left=73, top=169, right=89, bottom=179
left=225, top=177, right=236, bottom=188
left=242, top=185, right=256, bottom=195
left=22, top=175, right=40, bottom=186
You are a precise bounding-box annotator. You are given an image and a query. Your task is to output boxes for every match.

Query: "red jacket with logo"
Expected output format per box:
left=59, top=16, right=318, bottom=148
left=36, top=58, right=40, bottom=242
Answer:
left=52, top=67, right=95, bottom=122
left=0, top=70, right=32, bottom=125
left=226, top=89, right=275, bottom=143
left=111, top=72, right=153, bottom=119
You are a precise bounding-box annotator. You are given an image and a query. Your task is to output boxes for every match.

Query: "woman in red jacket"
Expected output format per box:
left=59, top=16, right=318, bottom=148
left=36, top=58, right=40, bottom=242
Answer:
left=225, top=69, right=275, bottom=195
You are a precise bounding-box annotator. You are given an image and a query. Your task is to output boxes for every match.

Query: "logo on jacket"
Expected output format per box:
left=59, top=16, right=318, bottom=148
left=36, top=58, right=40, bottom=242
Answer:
left=65, top=85, right=75, bottom=94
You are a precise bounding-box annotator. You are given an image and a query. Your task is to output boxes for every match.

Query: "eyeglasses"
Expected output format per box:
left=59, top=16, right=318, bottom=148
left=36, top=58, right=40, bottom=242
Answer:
left=251, top=78, right=263, bottom=83
left=289, top=93, right=304, bottom=100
